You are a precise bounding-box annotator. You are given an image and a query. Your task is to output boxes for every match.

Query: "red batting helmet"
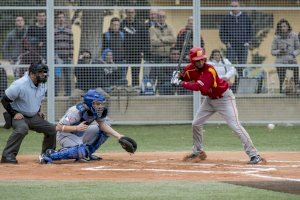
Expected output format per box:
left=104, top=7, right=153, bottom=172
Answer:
left=189, top=47, right=206, bottom=61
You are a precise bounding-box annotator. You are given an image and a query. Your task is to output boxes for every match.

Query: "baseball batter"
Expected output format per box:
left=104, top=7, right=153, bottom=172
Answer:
left=39, top=89, right=136, bottom=164
left=171, top=47, right=265, bottom=164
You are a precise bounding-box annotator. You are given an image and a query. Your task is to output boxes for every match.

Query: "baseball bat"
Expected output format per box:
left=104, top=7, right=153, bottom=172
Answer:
left=177, top=30, right=192, bottom=72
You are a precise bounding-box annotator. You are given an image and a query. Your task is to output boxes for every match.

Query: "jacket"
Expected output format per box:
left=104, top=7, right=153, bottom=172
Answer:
left=2, top=27, right=28, bottom=62
left=271, top=31, right=300, bottom=64
left=219, top=12, right=253, bottom=45
left=180, top=62, right=229, bottom=99
left=101, top=30, right=125, bottom=63
left=149, top=23, right=176, bottom=57
left=207, top=58, right=236, bottom=80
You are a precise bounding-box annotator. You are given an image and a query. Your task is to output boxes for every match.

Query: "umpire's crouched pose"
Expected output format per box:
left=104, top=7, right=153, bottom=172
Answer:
left=1, top=61, right=56, bottom=164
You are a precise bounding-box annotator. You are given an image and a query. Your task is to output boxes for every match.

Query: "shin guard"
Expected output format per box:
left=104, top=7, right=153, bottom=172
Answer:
left=48, top=144, right=89, bottom=161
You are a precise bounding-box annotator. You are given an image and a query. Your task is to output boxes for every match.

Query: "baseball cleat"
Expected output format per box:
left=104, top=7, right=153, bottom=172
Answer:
left=75, top=154, right=102, bottom=162
left=183, top=151, right=207, bottom=161
left=248, top=155, right=266, bottom=164
left=89, top=154, right=102, bottom=161
left=39, top=154, right=53, bottom=164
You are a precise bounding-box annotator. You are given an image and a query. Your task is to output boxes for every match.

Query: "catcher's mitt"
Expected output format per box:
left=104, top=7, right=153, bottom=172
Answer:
left=119, top=136, right=137, bottom=154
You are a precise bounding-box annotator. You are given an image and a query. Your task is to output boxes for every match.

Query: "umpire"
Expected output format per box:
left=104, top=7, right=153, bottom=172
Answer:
left=1, top=61, right=56, bottom=164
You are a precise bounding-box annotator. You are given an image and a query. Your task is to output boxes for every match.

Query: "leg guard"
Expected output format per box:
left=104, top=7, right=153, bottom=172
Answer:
left=87, top=131, right=109, bottom=155
left=47, top=144, right=89, bottom=161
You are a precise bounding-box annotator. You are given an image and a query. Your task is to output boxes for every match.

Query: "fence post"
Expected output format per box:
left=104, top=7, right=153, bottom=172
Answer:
left=193, top=0, right=201, bottom=117
left=47, top=0, right=55, bottom=123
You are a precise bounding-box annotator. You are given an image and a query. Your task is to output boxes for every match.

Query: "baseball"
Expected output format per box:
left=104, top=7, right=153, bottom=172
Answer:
left=267, top=123, right=275, bottom=130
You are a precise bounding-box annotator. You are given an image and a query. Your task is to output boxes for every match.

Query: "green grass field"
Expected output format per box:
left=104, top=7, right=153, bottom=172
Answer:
left=0, top=125, right=299, bottom=200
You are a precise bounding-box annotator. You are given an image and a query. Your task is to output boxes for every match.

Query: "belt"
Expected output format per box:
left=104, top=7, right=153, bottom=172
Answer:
left=23, top=113, right=37, bottom=118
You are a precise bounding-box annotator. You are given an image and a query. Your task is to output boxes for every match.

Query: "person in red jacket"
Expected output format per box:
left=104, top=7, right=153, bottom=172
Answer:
left=171, top=47, right=265, bottom=164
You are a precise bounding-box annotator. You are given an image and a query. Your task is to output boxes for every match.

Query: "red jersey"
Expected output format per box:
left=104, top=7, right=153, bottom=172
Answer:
left=180, top=62, right=229, bottom=99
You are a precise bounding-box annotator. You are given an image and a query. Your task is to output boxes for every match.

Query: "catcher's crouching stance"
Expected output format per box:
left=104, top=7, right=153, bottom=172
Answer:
left=39, top=89, right=137, bottom=164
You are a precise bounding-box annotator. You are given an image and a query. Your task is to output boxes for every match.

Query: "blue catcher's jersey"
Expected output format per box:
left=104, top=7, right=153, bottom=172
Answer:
left=59, top=103, right=107, bottom=126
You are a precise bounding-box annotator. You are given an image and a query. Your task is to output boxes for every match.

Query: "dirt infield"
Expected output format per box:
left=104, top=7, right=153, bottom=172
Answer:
left=0, top=151, right=299, bottom=193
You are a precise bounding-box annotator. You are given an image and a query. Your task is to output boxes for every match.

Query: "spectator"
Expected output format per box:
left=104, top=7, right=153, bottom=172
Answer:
left=142, top=9, right=158, bottom=63
left=120, top=9, right=146, bottom=86
left=145, top=9, right=158, bottom=28
left=271, top=19, right=300, bottom=93
left=151, top=47, right=191, bottom=95
left=75, top=50, right=101, bottom=91
left=54, top=11, right=74, bottom=96
left=102, top=17, right=125, bottom=63
left=149, top=10, right=176, bottom=63
left=0, top=65, right=7, bottom=98
left=175, top=16, right=205, bottom=62
left=100, top=48, right=127, bottom=90
left=2, top=16, right=28, bottom=64
left=25, top=10, right=47, bottom=60
left=219, top=0, right=253, bottom=77
left=208, top=49, right=236, bottom=90
left=14, top=51, right=43, bottom=79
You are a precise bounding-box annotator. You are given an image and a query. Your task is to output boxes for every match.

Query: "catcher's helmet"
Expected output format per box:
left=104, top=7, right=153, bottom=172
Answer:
left=189, top=47, right=206, bottom=62
left=83, top=89, right=106, bottom=117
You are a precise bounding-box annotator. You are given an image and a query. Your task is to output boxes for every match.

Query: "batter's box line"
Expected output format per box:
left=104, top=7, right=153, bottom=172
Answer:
left=144, top=160, right=300, bottom=169
left=81, top=166, right=276, bottom=174
left=81, top=166, right=300, bottom=182
left=267, top=160, right=300, bottom=163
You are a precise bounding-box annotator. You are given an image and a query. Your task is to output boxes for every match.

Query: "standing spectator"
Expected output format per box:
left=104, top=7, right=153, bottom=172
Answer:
left=149, top=10, right=176, bottom=63
left=0, top=65, right=7, bottom=98
left=175, top=16, right=205, bottom=62
left=14, top=51, right=43, bottom=79
left=120, top=9, right=145, bottom=86
left=219, top=0, right=253, bottom=78
left=207, top=49, right=236, bottom=91
left=25, top=10, right=47, bottom=60
left=2, top=16, right=28, bottom=64
left=145, top=9, right=158, bottom=28
left=271, top=19, right=300, bottom=93
left=143, top=9, right=158, bottom=63
left=102, top=17, right=125, bottom=63
left=1, top=61, right=56, bottom=164
left=54, top=12, right=74, bottom=96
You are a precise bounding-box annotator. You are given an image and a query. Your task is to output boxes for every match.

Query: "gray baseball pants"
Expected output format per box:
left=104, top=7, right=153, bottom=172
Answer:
left=192, top=89, right=259, bottom=158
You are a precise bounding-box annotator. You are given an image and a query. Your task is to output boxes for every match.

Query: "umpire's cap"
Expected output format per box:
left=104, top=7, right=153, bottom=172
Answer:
left=29, top=61, right=49, bottom=74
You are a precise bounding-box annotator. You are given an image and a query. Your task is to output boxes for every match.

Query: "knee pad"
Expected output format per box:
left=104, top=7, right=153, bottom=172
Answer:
left=47, top=144, right=89, bottom=161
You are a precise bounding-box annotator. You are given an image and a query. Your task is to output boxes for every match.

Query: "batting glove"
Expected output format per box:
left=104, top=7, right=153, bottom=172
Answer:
left=171, top=76, right=182, bottom=86
left=172, top=70, right=180, bottom=79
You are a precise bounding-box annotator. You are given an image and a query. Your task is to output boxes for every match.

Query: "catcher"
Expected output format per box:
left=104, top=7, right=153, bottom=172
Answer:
left=39, top=89, right=137, bottom=164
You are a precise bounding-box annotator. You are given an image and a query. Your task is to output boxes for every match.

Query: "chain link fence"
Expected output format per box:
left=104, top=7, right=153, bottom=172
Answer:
left=0, top=0, right=299, bottom=124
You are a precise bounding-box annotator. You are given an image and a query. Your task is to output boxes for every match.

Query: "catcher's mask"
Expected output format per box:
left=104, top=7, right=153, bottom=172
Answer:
left=29, top=61, right=49, bottom=83
left=83, top=89, right=107, bottom=118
